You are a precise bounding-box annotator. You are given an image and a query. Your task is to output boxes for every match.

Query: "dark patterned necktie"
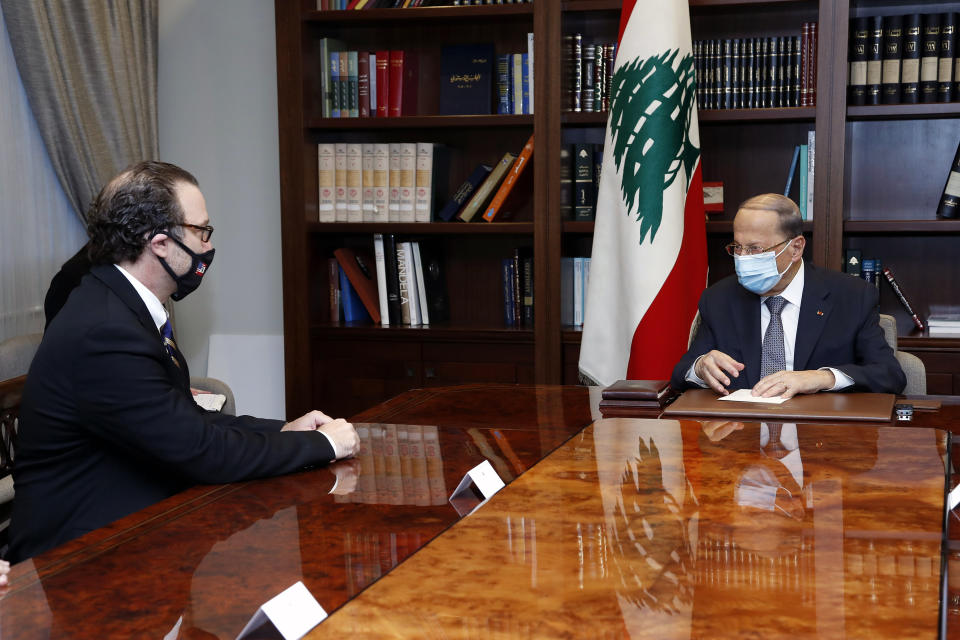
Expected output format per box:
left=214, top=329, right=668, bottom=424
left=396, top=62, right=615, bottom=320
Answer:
left=160, top=319, right=181, bottom=368
left=761, top=296, right=787, bottom=378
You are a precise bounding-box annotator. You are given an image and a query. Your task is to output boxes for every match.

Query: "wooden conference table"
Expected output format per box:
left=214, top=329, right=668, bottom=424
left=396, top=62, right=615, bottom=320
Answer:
left=1, top=384, right=958, bottom=638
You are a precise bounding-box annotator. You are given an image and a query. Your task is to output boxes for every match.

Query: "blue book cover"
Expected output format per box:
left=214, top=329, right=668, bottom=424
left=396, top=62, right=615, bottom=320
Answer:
left=783, top=145, right=800, bottom=198
left=437, top=163, right=491, bottom=221
left=521, top=53, right=530, bottom=114
left=798, top=143, right=808, bottom=219
left=347, top=51, right=359, bottom=118
left=340, top=267, right=372, bottom=324
left=496, top=54, right=512, bottom=115
left=330, top=52, right=341, bottom=118
left=439, top=43, right=494, bottom=115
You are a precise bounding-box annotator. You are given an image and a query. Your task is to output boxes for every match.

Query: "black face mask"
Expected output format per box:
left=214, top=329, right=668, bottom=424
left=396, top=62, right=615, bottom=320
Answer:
left=157, top=234, right=215, bottom=301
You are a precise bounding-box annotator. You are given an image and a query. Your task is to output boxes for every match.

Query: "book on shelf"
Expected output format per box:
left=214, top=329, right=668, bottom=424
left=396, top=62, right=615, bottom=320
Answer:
left=339, top=267, right=373, bottom=324
left=381, top=233, right=402, bottom=324
left=495, top=54, right=511, bottom=115
left=940, top=14, right=956, bottom=103
left=335, top=142, right=348, bottom=222
left=361, top=143, right=377, bottom=222
left=573, top=143, right=596, bottom=221
left=328, top=257, right=341, bottom=322
left=318, top=144, right=336, bottom=222
left=798, top=142, right=808, bottom=219
left=320, top=38, right=345, bottom=118
left=866, top=16, right=883, bottom=105
left=784, top=145, right=800, bottom=198
left=411, top=242, right=430, bottom=325
left=560, top=257, right=591, bottom=328
left=559, top=146, right=573, bottom=220
left=438, top=43, right=494, bottom=115
left=373, top=234, right=391, bottom=326
left=334, top=247, right=382, bottom=324
left=389, top=50, right=419, bottom=117
left=358, top=52, right=371, bottom=117
left=437, top=163, right=491, bottom=222
left=844, top=249, right=862, bottom=277
left=347, top=51, right=359, bottom=117
left=414, top=143, right=449, bottom=223
left=398, top=241, right=422, bottom=325
left=927, top=307, right=960, bottom=336
left=346, top=143, right=363, bottom=222
left=372, top=143, right=390, bottom=223
left=901, top=14, right=921, bottom=104
left=882, top=267, right=925, bottom=332
left=376, top=50, right=390, bottom=117
left=527, top=32, right=535, bottom=114
left=417, top=241, right=449, bottom=324
left=882, top=14, right=903, bottom=105
left=564, top=34, right=616, bottom=113
left=512, top=54, right=523, bottom=115
left=330, top=51, right=342, bottom=117
left=806, top=131, right=815, bottom=219
left=849, top=18, right=868, bottom=105
left=937, top=137, right=960, bottom=219
left=369, top=52, right=378, bottom=115
left=458, top=152, right=514, bottom=222
left=920, top=14, right=940, bottom=103
left=482, top=134, right=534, bottom=222
left=501, top=257, right=516, bottom=327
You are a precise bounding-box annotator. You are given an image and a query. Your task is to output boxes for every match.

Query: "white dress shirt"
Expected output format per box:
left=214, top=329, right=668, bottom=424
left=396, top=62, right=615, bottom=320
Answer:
left=687, top=261, right=853, bottom=390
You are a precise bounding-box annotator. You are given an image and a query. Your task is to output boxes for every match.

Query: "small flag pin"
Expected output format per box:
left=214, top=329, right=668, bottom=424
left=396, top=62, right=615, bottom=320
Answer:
left=816, top=310, right=824, bottom=316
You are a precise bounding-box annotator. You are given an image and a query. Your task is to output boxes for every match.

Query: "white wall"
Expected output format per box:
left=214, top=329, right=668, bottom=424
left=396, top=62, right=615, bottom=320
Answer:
left=158, top=0, right=286, bottom=418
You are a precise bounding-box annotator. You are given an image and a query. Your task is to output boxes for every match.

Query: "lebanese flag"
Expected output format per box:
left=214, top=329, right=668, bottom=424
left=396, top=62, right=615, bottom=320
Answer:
left=579, top=0, right=707, bottom=386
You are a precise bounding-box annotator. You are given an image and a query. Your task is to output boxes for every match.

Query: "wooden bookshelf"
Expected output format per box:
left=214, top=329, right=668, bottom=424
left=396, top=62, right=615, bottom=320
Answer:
left=277, top=0, right=960, bottom=413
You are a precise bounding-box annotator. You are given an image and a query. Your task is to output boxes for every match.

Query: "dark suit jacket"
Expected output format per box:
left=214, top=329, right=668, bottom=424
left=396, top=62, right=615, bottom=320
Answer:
left=670, top=264, right=906, bottom=394
left=9, top=265, right=336, bottom=563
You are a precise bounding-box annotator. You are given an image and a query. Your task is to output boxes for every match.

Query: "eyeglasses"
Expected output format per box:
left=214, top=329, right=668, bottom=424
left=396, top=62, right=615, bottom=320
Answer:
left=178, top=223, right=214, bottom=243
left=725, top=238, right=790, bottom=257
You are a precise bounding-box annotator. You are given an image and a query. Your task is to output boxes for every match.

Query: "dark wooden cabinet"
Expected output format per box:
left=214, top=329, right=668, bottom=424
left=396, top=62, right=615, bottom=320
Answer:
left=277, top=1, right=960, bottom=418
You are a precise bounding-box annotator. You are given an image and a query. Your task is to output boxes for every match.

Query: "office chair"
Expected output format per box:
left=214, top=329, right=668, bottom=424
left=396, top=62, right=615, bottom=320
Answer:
left=687, top=312, right=925, bottom=395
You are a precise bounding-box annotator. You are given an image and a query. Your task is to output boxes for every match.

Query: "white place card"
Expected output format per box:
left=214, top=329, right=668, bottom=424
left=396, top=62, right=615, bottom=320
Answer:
left=236, top=581, right=327, bottom=640
left=717, top=388, right=788, bottom=404
left=949, top=484, right=960, bottom=512
left=449, top=459, right=505, bottom=515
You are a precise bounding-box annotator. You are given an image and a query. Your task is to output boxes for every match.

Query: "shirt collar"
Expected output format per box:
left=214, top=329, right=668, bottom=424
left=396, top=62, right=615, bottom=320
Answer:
left=764, top=259, right=804, bottom=307
left=114, top=264, right=168, bottom=331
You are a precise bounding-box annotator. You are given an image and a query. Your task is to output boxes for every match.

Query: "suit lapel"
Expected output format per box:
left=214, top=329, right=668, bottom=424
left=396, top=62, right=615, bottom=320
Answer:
left=732, top=284, right=762, bottom=387
left=91, top=265, right=191, bottom=389
left=794, top=264, right=832, bottom=371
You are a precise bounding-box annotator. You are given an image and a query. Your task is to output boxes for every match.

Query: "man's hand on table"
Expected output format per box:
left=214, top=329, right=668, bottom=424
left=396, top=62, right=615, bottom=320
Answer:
left=283, top=410, right=360, bottom=459
left=752, top=369, right=835, bottom=399
left=694, top=350, right=745, bottom=395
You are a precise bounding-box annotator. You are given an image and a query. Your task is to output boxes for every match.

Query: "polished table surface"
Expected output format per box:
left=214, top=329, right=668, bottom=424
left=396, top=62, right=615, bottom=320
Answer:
left=0, top=384, right=956, bottom=638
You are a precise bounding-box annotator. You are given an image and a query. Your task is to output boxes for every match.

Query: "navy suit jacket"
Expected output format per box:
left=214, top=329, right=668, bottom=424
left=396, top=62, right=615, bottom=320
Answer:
left=9, top=265, right=336, bottom=563
left=670, top=264, right=905, bottom=394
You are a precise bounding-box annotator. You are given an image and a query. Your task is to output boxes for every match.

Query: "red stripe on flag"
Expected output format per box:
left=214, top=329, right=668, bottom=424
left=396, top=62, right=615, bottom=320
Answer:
left=626, top=165, right=707, bottom=379
left=617, top=0, right=638, bottom=44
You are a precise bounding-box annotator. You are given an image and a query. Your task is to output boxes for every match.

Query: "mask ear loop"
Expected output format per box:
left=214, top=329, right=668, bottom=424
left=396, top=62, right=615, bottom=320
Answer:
left=774, top=237, right=800, bottom=277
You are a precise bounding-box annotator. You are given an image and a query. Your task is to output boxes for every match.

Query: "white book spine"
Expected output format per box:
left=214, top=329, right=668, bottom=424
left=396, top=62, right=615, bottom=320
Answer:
left=414, top=143, right=434, bottom=223
left=582, top=257, right=591, bottom=326
left=361, top=143, right=377, bottom=222
left=398, top=143, right=417, bottom=223
left=373, top=143, right=390, bottom=223
left=573, top=257, right=584, bottom=326
left=412, top=241, right=430, bottom=325
left=317, top=144, right=336, bottom=222
left=334, top=142, right=348, bottom=222
left=388, top=143, right=402, bottom=222
left=373, top=233, right=390, bottom=326
left=396, top=242, right=410, bottom=324
left=401, top=241, right=422, bottom=325
left=346, top=143, right=363, bottom=222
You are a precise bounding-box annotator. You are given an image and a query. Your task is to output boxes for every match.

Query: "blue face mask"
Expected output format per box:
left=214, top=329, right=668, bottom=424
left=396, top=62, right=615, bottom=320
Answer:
left=734, top=241, right=793, bottom=295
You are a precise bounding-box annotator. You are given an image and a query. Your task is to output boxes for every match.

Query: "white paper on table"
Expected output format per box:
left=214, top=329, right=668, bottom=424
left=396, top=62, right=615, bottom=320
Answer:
left=236, top=581, right=327, bottom=640
left=949, top=485, right=960, bottom=511
left=717, top=388, right=788, bottom=404
left=449, top=460, right=506, bottom=515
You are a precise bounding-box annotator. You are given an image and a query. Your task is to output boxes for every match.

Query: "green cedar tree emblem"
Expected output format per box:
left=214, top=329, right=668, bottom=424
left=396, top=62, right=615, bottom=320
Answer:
left=608, top=49, right=699, bottom=244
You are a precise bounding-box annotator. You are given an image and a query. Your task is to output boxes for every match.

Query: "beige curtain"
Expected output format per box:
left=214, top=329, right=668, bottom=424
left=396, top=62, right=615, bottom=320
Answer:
left=0, top=0, right=158, bottom=221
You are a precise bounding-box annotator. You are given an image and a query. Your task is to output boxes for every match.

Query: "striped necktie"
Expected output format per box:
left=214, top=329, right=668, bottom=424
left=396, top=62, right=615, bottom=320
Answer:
left=160, top=319, right=181, bottom=368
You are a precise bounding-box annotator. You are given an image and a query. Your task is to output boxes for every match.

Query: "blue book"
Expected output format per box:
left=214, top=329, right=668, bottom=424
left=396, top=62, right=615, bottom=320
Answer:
left=439, top=44, right=494, bottom=115
left=521, top=53, right=530, bottom=114
left=330, top=52, right=341, bottom=118
left=798, top=143, right=808, bottom=219
left=340, top=267, right=372, bottom=324
left=496, top=54, right=512, bottom=115
left=784, top=145, right=800, bottom=197
left=437, top=163, right=491, bottom=221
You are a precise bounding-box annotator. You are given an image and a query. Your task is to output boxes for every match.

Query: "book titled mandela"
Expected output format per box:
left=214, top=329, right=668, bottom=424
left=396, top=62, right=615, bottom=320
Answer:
left=439, top=43, right=494, bottom=115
